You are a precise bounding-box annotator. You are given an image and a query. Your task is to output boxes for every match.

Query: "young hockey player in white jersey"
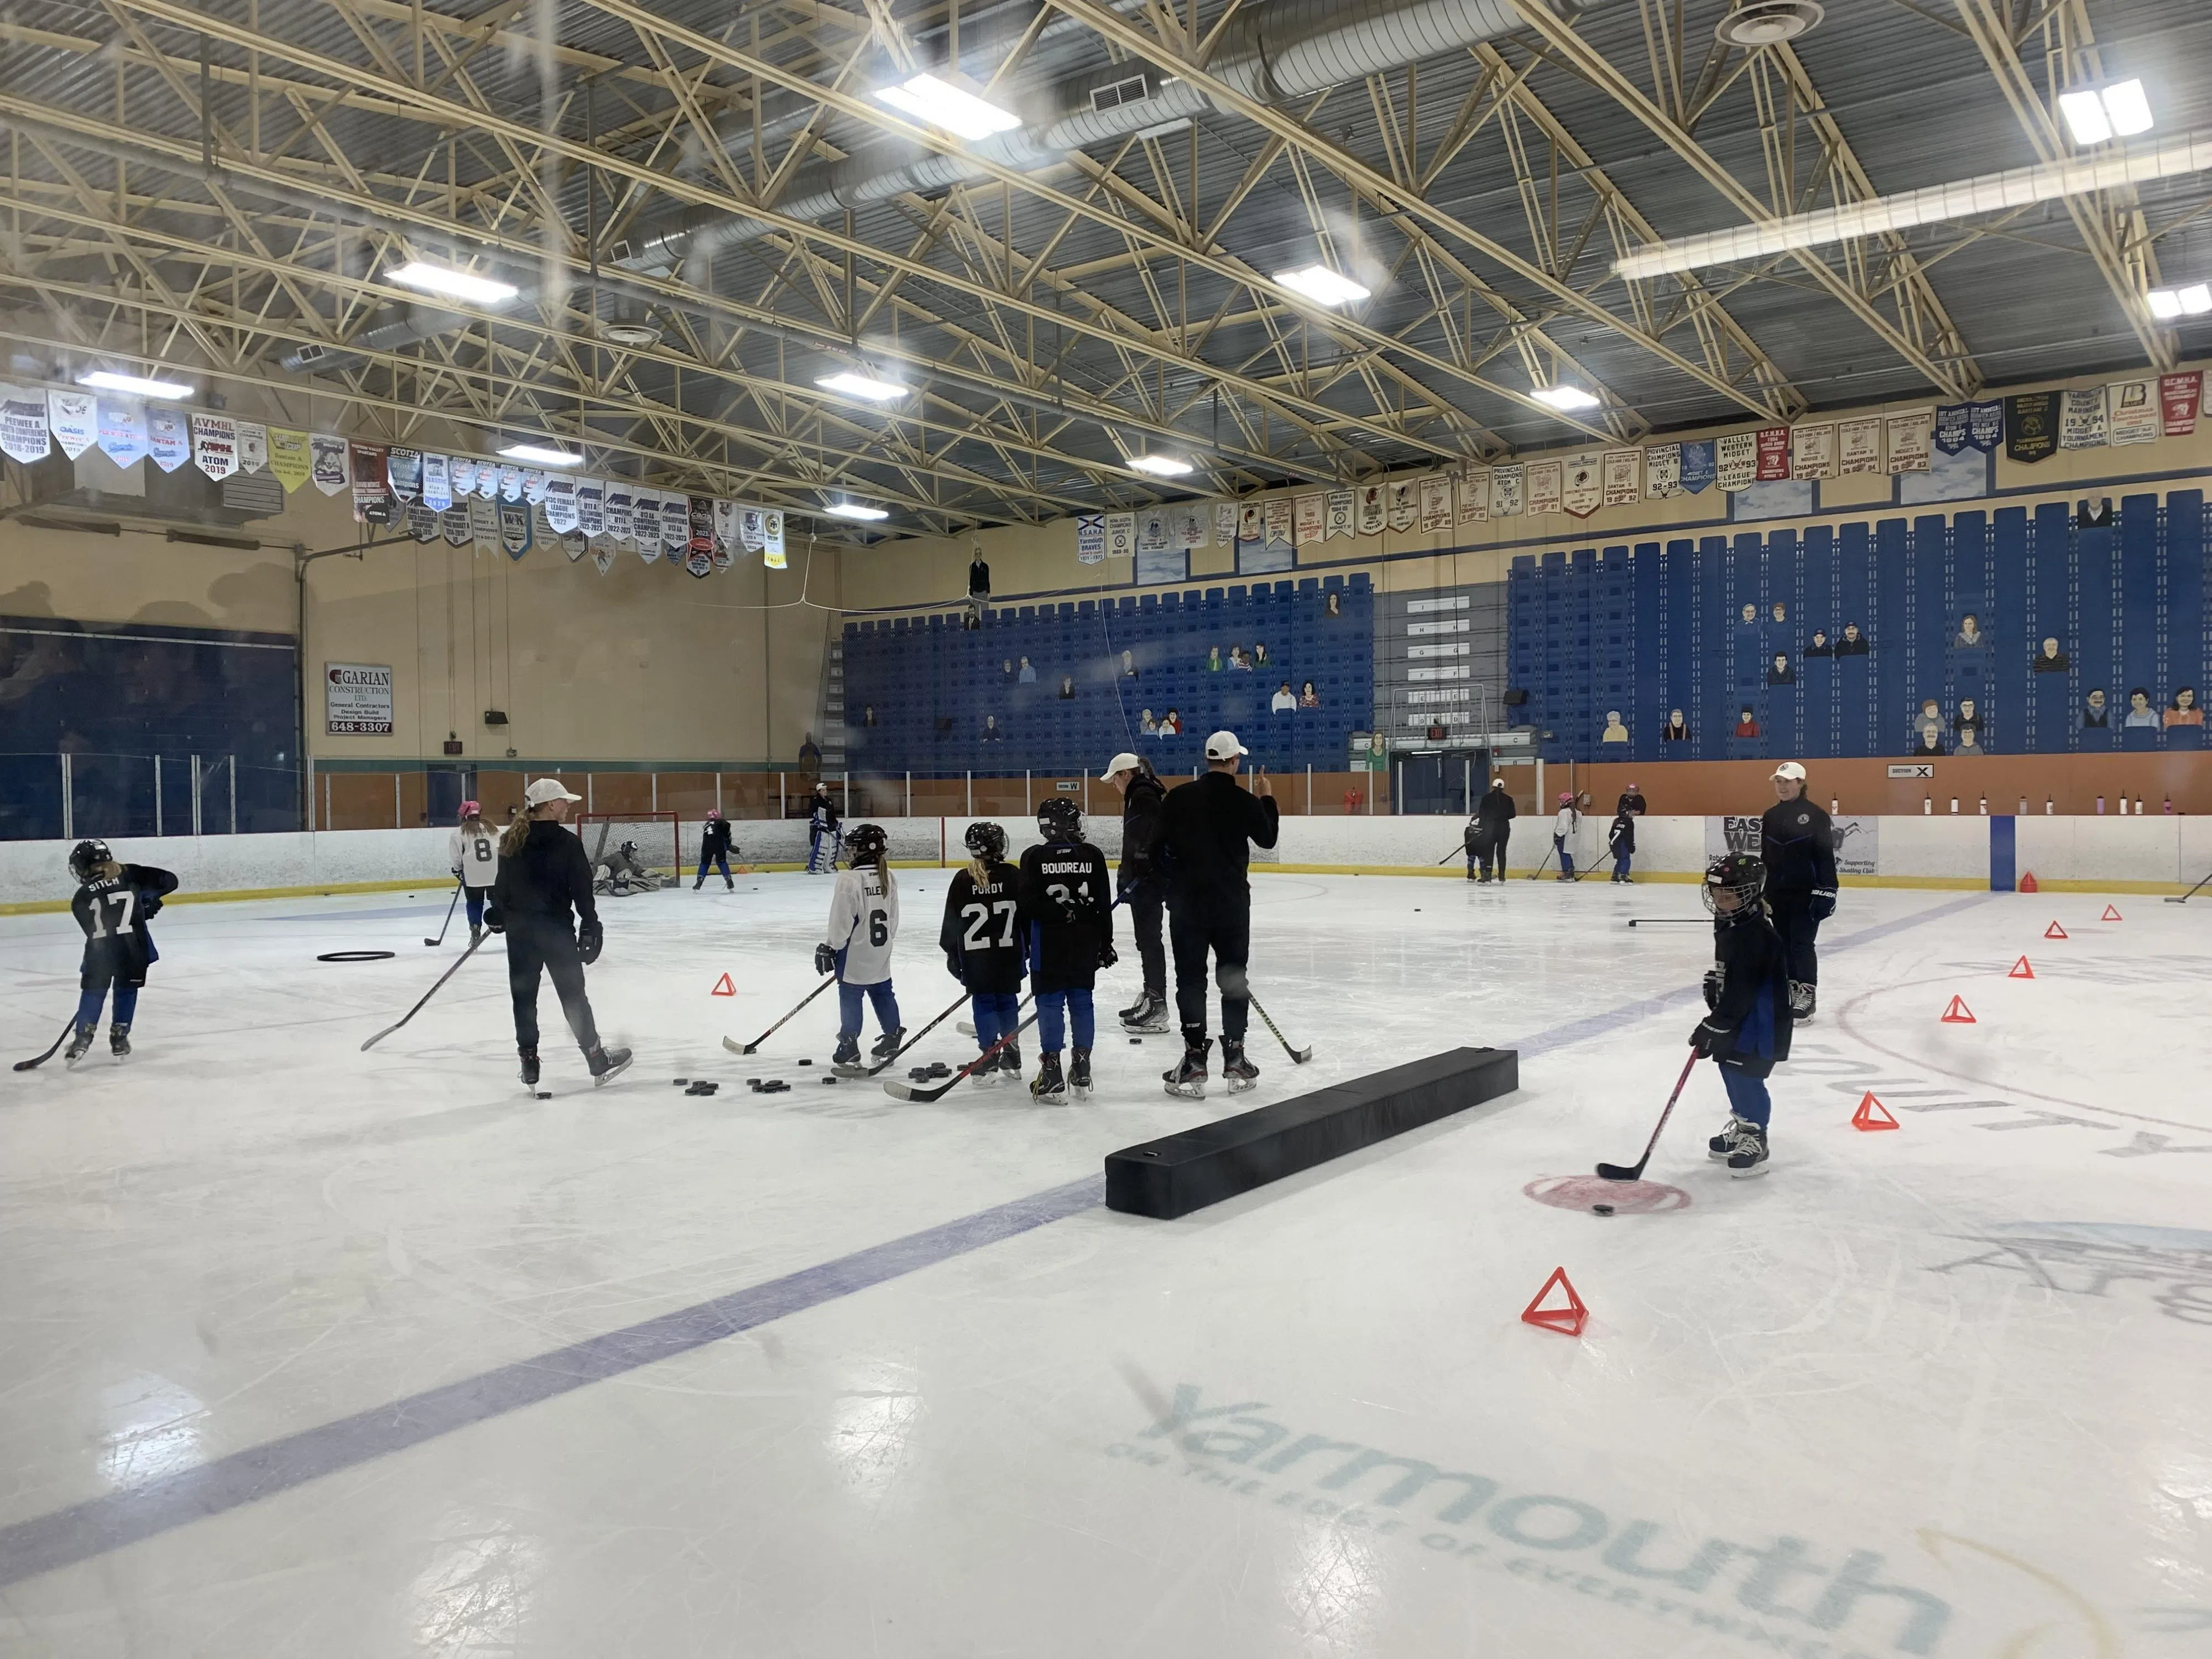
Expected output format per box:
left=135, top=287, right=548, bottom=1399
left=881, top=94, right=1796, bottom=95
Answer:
left=1551, top=791, right=1582, bottom=880
left=1016, top=797, right=1115, bottom=1102
left=820, top=822, right=901, bottom=1074
left=64, top=838, right=179, bottom=1065
left=940, top=821, right=1025, bottom=1084
left=447, top=801, right=499, bottom=943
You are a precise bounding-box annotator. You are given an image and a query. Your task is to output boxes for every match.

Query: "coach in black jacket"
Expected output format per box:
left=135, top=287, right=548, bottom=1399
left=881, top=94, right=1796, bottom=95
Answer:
left=488, top=778, right=630, bottom=1087
left=1103, top=751, right=1170, bottom=1030
left=1759, top=760, right=1838, bottom=1023
left=1159, top=730, right=1279, bottom=1087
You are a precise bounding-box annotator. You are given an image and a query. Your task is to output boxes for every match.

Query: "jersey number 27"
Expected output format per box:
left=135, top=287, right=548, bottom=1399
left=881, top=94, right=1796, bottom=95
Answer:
left=960, top=899, right=1016, bottom=950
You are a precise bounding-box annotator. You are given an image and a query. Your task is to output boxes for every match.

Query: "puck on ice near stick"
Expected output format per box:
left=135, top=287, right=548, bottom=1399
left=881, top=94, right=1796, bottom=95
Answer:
left=1592, top=1203, right=1615, bottom=1215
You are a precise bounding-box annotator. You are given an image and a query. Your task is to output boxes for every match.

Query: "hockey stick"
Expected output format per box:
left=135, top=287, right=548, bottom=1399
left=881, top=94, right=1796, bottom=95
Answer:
left=863, top=990, right=991, bottom=1076
left=361, top=932, right=488, bottom=1051
left=424, top=881, right=463, bottom=947
left=722, top=974, right=836, bottom=1055
left=1526, top=847, right=1553, bottom=880
left=1595, top=1051, right=1700, bottom=1182
left=1245, top=992, right=1313, bottom=1063
left=1625, top=917, right=1705, bottom=927
left=2166, top=868, right=2212, bottom=904
left=12, top=1016, right=77, bottom=1072
left=883, top=1008, right=1042, bottom=1102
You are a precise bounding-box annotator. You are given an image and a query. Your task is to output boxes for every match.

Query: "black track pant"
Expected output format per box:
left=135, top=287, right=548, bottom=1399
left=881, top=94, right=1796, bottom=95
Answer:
left=505, top=911, right=601, bottom=1052
left=1170, top=903, right=1251, bottom=1044
left=1126, top=880, right=1166, bottom=994
left=1767, top=891, right=1822, bottom=987
left=1478, top=827, right=1508, bottom=879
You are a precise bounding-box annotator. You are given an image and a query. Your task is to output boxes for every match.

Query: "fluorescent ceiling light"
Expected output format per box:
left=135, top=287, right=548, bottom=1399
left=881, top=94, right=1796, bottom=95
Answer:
left=387, top=260, right=518, bottom=305
left=2150, top=288, right=2184, bottom=319
left=815, top=371, right=908, bottom=401
left=1531, top=384, right=1600, bottom=411
left=2100, top=79, right=2153, bottom=138
left=497, top=442, right=582, bottom=466
left=1615, top=127, right=2212, bottom=281
left=77, top=368, right=194, bottom=399
left=1127, top=453, right=1194, bottom=477
left=2183, top=283, right=2212, bottom=315
left=2058, top=79, right=2152, bottom=146
left=872, top=72, right=1021, bottom=142
left=826, top=500, right=890, bottom=520
left=1274, top=264, right=1371, bottom=307
left=2058, top=89, right=2112, bottom=145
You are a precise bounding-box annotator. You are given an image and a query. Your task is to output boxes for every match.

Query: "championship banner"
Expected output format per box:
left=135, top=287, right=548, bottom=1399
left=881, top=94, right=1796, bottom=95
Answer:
left=449, top=456, right=478, bottom=499
left=147, top=405, right=190, bottom=472
left=498, top=464, right=523, bottom=501
left=0, top=386, right=50, bottom=463
left=1457, top=467, right=1489, bottom=524
left=1294, top=492, right=1324, bottom=545
left=1419, top=473, right=1454, bottom=531
left=591, top=542, right=617, bottom=576
left=1491, top=464, right=1525, bottom=517
left=1107, top=509, right=1137, bottom=558
left=1755, top=426, right=1790, bottom=481
left=1886, top=411, right=1931, bottom=472
left=685, top=498, right=716, bottom=576
left=630, top=490, right=660, bottom=550
left=1261, top=498, right=1292, bottom=549
left=1324, top=488, right=1354, bottom=540
left=386, top=447, right=421, bottom=502
left=349, top=441, right=390, bottom=518
left=96, top=397, right=148, bottom=468
left=1238, top=502, right=1262, bottom=545
left=498, top=498, right=532, bottom=559
left=1357, top=483, right=1385, bottom=535
left=2005, top=392, right=2057, bottom=463
left=191, top=413, right=238, bottom=481
left=761, top=510, right=785, bottom=570
left=521, top=468, right=548, bottom=505
left=561, top=530, right=589, bottom=563
left=1387, top=479, right=1416, bottom=531
left=1969, top=400, right=2004, bottom=451
left=45, top=389, right=96, bottom=458
left=1172, top=503, right=1208, bottom=550
left=1715, top=432, right=1757, bottom=491
left=1790, top=423, right=1835, bottom=481
left=1215, top=500, right=1238, bottom=545
left=685, top=545, right=713, bottom=578
left=1934, top=403, right=1971, bottom=455
left=709, top=497, right=735, bottom=551
left=2161, top=371, right=2201, bottom=436
left=469, top=496, right=499, bottom=556
left=603, top=482, right=633, bottom=542
left=661, top=493, right=691, bottom=552
left=420, top=452, right=450, bottom=510
left=1838, top=418, right=1881, bottom=474
left=1561, top=452, right=1601, bottom=518
left=476, top=459, right=501, bottom=498
left=1679, top=439, right=1715, bottom=494
left=442, top=506, right=472, bottom=547
left=406, top=503, right=441, bottom=544
left=543, top=474, right=580, bottom=534
left=236, top=421, right=269, bottom=477
left=1602, top=448, right=1640, bottom=507
left=268, top=427, right=310, bottom=491
left=2060, top=386, right=2107, bottom=450
left=1526, top=460, right=1562, bottom=516
left=1138, top=509, right=1170, bottom=554
left=2109, top=379, right=2159, bottom=446
left=1075, top=514, right=1105, bottom=564
left=1643, top=444, right=1680, bottom=498
left=738, top=506, right=764, bottom=552
left=310, top=432, right=348, bottom=493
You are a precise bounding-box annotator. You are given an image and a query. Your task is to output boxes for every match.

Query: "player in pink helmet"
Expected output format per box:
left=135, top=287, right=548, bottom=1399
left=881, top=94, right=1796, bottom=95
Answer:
left=448, top=801, right=498, bottom=943
left=1551, top=791, right=1582, bottom=881
left=696, top=806, right=735, bottom=890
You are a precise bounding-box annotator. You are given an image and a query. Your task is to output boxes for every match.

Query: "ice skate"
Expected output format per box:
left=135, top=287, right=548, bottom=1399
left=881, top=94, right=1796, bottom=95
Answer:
left=1069, top=1047, right=1092, bottom=1099
left=63, top=1023, right=96, bottom=1068
left=469, top=925, right=483, bottom=946
left=998, top=1040, right=1022, bottom=1081
left=1163, top=1038, right=1209, bottom=1099
left=1726, top=1121, right=1771, bottom=1178
left=1220, top=1039, right=1259, bottom=1094
left=1788, top=980, right=1816, bottom=1022
left=1708, top=1114, right=1754, bottom=1160
left=968, top=1047, right=1001, bottom=1088
left=519, top=1045, right=540, bottom=1088
left=586, top=1044, right=632, bottom=1086
left=832, top=1033, right=865, bottom=1076
left=108, top=1022, right=132, bottom=1060
left=1030, top=1052, right=1067, bottom=1103
left=871, top=1026, right=906, bottom=1062
left=1119, top=990, right=1170, bottom=1034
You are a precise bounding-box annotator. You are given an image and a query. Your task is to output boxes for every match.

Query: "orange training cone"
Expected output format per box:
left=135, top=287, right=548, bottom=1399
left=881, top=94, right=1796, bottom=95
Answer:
left=1940, top=995, right=1977, bottom=1024
left=1852, top=1092, right=1900, bottom=1131
left=2018, top=872, right=2039, bottom=894
left=2008, top=955, right=2034, bottom=980
left=2044, top=921, right=2068, bottom=940
left=1520, top=1267, right=1589, bottom=1337
left=2103, top=904, right=2124, bottom=921
left=711, top=972, right=737, bottom=997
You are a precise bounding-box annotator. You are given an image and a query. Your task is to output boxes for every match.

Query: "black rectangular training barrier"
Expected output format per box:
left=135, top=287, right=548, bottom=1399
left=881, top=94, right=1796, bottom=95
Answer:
left=1104, top=1047, right=1520, bottom=1220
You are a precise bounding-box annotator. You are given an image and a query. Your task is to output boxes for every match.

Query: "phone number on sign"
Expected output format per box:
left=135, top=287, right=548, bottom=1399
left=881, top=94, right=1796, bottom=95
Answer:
left=327, top=720, right=394, bottom=734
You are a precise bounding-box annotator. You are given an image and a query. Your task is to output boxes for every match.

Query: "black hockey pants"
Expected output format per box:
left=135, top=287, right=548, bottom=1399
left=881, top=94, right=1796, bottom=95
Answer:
left=1478, top=827, right=1507, bottom=879
left=1126, top=879, right=1167, bottom=995
left=1170, top=902, right=1251, bottom=1044
left=505, top=911, right=602, bottom=1052
left=1767, top=891, right=1822, bottom=987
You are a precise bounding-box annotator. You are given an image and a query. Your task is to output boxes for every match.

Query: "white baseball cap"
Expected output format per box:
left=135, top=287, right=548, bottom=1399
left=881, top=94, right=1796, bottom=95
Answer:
left=524, top=777, right=584, bottom=807
left=1771, top=760, right=1808, bottom=781
left=1100, top=751, right=1143, bottom=781
left=1204, top=730, right=1248, bottom=761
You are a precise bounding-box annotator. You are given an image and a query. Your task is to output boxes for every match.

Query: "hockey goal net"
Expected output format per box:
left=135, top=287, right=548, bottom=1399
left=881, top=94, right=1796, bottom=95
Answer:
left=576, top=811, right=684, bottom=882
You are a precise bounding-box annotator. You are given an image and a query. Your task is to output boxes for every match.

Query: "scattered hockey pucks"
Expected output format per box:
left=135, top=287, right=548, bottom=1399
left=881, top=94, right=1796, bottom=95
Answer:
left=317, top=950, right=396, bottom=963
left=1523, top=1174, right=1690, bottom=1215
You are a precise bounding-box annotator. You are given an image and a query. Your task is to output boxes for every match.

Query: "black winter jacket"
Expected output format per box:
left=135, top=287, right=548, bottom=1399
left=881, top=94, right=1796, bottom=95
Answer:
left=1118, top=772, right=1168, bottom=889
left=1475, top=786, right=1517, bottom=834
left=1760, top=798, right=1838, bottom=893
left=490, top=819, right=599, bottom=926
left=1161, top=770, right=1279, bottom=916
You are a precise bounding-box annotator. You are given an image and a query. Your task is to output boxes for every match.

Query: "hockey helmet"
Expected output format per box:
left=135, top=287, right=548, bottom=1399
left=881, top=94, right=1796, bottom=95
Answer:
left=1557, top=791, right=1575, bottom=805
left=1037, top=796, right=1083, bottom=842
left=843, top=822, right=889, bottom=862
left=705, top=807, right=723, bottom=821
left=458, top=800, right=482, bottom=823
left=1700, top=852, right=1767, bottom=922
left=963, top=820, right=1008, bottom=860
left=68, top=838, right=113, bottom=883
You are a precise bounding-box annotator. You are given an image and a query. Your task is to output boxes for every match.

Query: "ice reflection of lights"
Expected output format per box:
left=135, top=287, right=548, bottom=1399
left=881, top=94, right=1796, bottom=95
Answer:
left=830, top=1364, right=922, bottom=1499
left=1279, top=1517, right=1388, bottom=1650
left=409, top=1510, right=541, bottom=1655
left=96, top=1374, right=206, bottom=1488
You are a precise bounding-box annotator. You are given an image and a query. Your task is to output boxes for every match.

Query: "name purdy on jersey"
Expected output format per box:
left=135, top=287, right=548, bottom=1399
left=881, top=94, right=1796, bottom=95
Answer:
left=941, top=863, right=1025, bottom=994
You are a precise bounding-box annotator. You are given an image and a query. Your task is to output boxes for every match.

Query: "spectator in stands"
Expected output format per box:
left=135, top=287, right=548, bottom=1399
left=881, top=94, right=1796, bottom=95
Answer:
left=2033, top=637, right=2069, bottom=672
left=1914, top=699, right=1943, bottom=752
left=1207, top=646, right=1222, bottom=672
left=1121, top=650, right=1138, bottom=679
left=983, top=714, right=1005, bottom=741
left=2167, top=687, right=2203, bottom=727
left=1734, top=707, right=1760, bottom=738
left=1139, top=709, right=1158, bottom=734
left=1160, top=709, right=1183, bottom=736
left=1325, top=591, right=1342, bottom=617
left=1272, top=682, right=1297, bottom=713
left=968, top=554, right=990, bottom=604
left=1955, top=613, right=1985, bottom=649
left=1002, top=658, right=1015, bottom=679
left=2126, top=688, right=2158, bottom=729
left=1740, top=603, right=1757, bottom=625
left=862, top=705, right=877, bottom=727
left=1254, top=642, right=1271, bottom=667
left=1771, top=602, right=1787, bottom=623
left=1018, top=656, right=1037, bottom=684
left=1600, top=711, right=1629, bottom=743
left=1769, top=653, right=1794, bottom=686
left=1807, top=629, right=1831, bottom=656
left=1836, top=622, right=1869, bottom=655
left=800, top=731, right=822, bottom=779
left=1227, top=645, right=1251, bottom=671
left=1953, top=698, right=1983, bottom=747
left=2084, top=688, right=2109, bottom=727
left=1298, top=681, right=1320, bottom=709
left=1058, top=675, right=1076, bottom=700
left=1662, top=708, right=1690, bottom=741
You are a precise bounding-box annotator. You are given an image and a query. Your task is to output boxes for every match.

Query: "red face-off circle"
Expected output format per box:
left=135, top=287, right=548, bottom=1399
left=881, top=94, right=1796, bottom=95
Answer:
left=1522, top=1175, right=1693, bottom=1214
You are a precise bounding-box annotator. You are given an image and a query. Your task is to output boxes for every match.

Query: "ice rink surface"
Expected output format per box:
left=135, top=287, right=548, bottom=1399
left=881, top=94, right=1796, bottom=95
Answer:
left=1, top=868, right=2207, bottom=1657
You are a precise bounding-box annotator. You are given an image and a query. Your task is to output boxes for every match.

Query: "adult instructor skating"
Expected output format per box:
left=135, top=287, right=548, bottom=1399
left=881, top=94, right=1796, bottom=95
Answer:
left=1160, top=729, right=1279, bottom=1097
left=488, top=777, right=633, bottom=1088
left=1760, top=760, right=1837, bottom=1021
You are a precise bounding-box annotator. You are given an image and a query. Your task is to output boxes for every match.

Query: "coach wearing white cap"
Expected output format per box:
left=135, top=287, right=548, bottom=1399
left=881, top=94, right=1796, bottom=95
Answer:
left=1100, top=749, right=1171, bottom=1033
left=1156, top=730, right=1279, bottom=1098
left=1760, top=760, right=1837, bottom=1023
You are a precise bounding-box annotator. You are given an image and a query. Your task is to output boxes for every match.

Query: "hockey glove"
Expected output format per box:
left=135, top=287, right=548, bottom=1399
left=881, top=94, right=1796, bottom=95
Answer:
left=813, top=942, right=838, bottom=976
left=1689, top=1016, right=1735, bottom=1059
left=1098, top=940, right=1118, bottom=971
left=945, top=950, right=963, bottom=980
left=1702, top=967, right=1724, bottom=1011
left=483, top=904, right=504, bottom=933
left=578, top=919, right=603, bottom=965
left=1809, top=888, right=1838, bottom=921
left=452, top=867, right=465, bottom=882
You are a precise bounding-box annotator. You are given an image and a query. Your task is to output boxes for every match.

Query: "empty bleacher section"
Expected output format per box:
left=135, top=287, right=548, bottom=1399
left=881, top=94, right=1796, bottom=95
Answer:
left=841, top=574, right=1374, bottom=776
left=1508, top=490, right=2210, bottom=763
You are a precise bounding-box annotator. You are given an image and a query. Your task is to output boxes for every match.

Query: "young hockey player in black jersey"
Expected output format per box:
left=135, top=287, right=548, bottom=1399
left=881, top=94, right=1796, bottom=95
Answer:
left=1016, top=797, right=1115, bottom=1102
left=1760, top=760, right=1838, bottom=1020
left=1606, top=810, right=1636, bottom=882
left=940, top=821, right=1026, bottom=1085
left=1693, top=852, right=1795, bottom=1178
left=695, top=808, right=735, bottom=890
left=64, top=839, right=179, bottom=1065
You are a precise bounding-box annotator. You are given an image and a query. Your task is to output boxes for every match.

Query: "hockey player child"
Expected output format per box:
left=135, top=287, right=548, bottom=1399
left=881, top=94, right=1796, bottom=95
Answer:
left=1606, top=810, right=1636, bottom=883
left=1760, top=760, right=1837, bottom=1021
left=940, top=821, right=1025, bottom=1086
left=1694, top=852, right=1794, bottom=1178
left=821, top=822, right=900, bottom=1075
left=64, top=839, right=178, bottom=1066
left=1551, top=791, right=1582, bottom=879
left=449, top=801, right=499, bottom=943
left=593, top=839, right=658, bottom=896
left=1016, top=797, right=1115, bottom=1101
left=695, top=808, right=735, bottom=890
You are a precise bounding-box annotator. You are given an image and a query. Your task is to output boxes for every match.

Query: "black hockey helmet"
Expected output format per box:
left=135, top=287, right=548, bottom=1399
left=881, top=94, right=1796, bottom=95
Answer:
left=963, top=820, right=1008, bottom=860
left=68, top=838, right=112, bottom=883
left=1037, top=796, right=1083, bottom=842
left=1700, top=852, right=1767, bottom=922
left=843, top=822, right=889, bottom=862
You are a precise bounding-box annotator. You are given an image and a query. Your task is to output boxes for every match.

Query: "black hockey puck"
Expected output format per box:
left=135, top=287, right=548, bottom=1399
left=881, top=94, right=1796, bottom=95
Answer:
left=1129, top=1037, right=1141, bottom=1045
left=797, top=1058, right=812, bottom=1066
left=822, top=1076, right=838, bottom=1084
left=317, top=950, right=396, bottom=962
left=672, top=1078, right=689, bottom=1086
left=1592, top=1203, right=1615, bottom=1215
left=535, top=1091, right=552, bottom=1100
